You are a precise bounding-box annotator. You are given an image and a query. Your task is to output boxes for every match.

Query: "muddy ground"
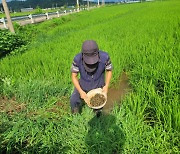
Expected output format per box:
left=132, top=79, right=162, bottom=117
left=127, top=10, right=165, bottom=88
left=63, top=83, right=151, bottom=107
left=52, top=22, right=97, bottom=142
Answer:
left=103, top=72, right=131, bottom=113
left=0, top=96, right=26, bottom=115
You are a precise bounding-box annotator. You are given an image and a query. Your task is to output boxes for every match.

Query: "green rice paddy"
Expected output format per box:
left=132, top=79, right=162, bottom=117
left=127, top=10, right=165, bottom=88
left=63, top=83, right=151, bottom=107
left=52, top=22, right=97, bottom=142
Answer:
left=0, top=0, right=179, bottom=153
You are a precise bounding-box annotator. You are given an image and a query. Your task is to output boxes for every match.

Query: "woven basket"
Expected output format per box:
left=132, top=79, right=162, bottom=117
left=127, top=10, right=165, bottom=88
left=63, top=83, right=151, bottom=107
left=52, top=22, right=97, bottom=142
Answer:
left=85, top=88, right=107, bottom=109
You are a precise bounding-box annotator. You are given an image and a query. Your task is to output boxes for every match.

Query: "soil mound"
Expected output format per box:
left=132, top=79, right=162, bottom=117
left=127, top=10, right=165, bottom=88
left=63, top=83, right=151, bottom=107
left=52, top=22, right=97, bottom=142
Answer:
left=90, top=93, right=106, bottom=107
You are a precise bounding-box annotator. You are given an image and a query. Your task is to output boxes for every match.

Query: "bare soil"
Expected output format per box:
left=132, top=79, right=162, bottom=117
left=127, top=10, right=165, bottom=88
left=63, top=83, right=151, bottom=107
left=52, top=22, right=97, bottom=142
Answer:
left=0, top=96, right=26, bottom=115
left=27, top=97, right=70, bottom=118
left=103, top=72, right=131, bottom=113
left=90, top=93, right=106, bottom=107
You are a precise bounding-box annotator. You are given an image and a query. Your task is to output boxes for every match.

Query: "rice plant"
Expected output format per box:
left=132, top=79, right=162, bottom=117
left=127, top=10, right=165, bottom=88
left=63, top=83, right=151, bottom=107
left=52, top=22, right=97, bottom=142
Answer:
left=0, top=0, right=179, bottom=153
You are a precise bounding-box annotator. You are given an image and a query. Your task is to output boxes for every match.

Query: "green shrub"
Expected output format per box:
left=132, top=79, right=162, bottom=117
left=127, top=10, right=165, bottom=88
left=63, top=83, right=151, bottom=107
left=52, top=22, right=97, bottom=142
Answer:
left=0, top=30, right=27, bottom=57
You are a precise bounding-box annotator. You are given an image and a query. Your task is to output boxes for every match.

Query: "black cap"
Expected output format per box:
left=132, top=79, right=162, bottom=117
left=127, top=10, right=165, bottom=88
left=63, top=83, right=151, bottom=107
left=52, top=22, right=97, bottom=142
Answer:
left=82, top=40, right=99, bottom=65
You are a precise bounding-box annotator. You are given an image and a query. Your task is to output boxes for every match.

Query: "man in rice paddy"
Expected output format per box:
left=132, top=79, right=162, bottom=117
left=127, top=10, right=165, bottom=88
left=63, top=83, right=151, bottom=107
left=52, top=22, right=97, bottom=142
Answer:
left=70, top=40, right=113, bottom=115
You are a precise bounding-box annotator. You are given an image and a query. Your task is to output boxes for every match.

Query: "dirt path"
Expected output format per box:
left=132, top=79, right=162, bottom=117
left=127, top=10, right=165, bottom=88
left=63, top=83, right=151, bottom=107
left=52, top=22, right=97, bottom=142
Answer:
left=103, top=72, right=131, bottom=113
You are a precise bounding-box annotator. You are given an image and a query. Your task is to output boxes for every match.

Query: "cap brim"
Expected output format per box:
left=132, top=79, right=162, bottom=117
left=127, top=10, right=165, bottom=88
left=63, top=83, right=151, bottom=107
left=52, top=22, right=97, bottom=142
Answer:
left=83, top=54, right=99, bottom=65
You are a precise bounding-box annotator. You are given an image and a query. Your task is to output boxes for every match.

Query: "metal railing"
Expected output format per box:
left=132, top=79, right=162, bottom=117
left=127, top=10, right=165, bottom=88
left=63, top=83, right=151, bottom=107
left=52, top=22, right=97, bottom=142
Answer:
left=0, top=7, right=90, bottom=29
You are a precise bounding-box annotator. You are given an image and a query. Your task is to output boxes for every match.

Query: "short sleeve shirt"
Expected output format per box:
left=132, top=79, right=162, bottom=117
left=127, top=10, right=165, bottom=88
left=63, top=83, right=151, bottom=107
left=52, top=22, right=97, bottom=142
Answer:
left=70, top=51, right=113, bottom=92
left=71, top=51, right=113, bottom=73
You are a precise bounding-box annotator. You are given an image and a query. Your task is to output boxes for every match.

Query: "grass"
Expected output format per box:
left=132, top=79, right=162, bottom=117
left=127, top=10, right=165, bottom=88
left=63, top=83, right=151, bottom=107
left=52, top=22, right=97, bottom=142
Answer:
left=0, top=0, right=180, bottom=153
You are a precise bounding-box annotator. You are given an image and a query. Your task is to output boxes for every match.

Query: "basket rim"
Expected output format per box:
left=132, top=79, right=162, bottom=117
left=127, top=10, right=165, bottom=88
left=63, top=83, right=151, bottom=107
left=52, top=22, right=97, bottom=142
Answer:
left=85, top=88, right=107, bottom=109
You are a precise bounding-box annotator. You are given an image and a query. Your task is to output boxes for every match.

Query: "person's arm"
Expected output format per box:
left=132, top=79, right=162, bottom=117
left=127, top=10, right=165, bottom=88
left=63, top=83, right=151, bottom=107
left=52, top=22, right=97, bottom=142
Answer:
left=102, top=70, right=112, bottom=94
left=71, top=72, right=87, bottom=100
left=102, top=53, right=113, bottom=94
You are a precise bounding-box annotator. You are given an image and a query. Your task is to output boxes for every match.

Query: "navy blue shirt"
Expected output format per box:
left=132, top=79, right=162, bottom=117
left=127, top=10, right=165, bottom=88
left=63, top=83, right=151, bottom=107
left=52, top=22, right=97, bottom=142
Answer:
left=71, top=51, right=113, bottom=92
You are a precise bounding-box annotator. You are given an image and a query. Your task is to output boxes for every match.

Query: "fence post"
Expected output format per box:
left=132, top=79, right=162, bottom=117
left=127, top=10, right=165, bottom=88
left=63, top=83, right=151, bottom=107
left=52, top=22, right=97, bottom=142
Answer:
left=76, top=0, right=80, bottom=12
left=56, top=11, right=59, bottom=17
left=87, top=0, right=90, bottom=11
left=45, top=12, right=49, bottom=20
left=28, top=14, right=34, bottom=23
left=0, top=17, right=7, bottom=29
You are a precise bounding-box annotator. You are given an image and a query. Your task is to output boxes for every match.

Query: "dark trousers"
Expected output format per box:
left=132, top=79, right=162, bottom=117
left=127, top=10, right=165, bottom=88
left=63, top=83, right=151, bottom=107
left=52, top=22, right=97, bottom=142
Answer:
left=70, top=88, right=83, bottom=112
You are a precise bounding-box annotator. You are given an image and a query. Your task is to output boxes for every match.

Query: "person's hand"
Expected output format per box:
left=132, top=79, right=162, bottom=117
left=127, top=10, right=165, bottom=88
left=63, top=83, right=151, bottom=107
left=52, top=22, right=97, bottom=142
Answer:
left=102, top=85, right=108, bottom=95
left=80, top=90, right=87, bottom=101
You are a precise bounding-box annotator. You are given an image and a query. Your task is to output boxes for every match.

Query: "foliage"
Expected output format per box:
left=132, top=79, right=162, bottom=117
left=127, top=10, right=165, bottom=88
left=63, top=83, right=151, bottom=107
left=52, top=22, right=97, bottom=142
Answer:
left=1, top=0, right=81, bottom=12
left=0, top=29, right=27, bottom=57
left=34, top=5, right=43, bottom=14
